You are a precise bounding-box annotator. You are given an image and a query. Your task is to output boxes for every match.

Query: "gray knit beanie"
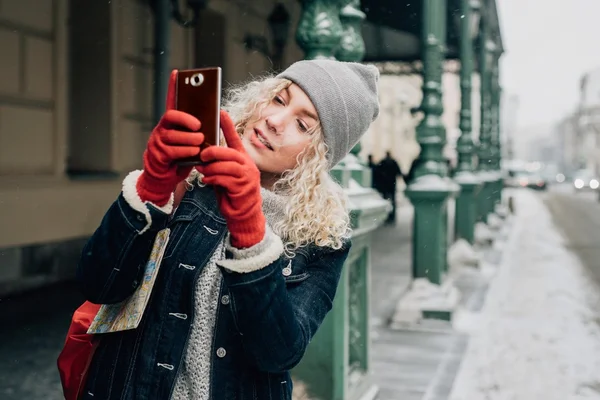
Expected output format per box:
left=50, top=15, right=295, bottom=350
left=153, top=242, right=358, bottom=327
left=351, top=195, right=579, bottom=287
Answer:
left=277, top=59, right=380, bottom=168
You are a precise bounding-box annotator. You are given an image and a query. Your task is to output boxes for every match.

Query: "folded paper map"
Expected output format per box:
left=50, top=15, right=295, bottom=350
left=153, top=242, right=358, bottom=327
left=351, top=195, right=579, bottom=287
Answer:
left=87, top=228, right=170, bottom=334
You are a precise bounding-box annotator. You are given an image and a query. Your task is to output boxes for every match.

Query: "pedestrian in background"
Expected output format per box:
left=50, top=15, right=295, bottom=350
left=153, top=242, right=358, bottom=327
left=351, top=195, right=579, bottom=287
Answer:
left=377, top=151, right=403, bottom=224
left=367, top=154, right=382, bottom=192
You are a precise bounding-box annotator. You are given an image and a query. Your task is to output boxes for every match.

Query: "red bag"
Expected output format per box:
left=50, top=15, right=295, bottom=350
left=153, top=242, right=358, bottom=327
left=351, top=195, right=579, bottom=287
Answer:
left=57, top=181, right=188, bottom=399
left=57, top=301, right=101, bottom=400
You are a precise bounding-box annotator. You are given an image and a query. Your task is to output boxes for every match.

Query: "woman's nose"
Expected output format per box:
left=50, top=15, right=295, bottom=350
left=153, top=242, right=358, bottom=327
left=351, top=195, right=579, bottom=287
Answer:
left=266, top=114, right=286, bottom=134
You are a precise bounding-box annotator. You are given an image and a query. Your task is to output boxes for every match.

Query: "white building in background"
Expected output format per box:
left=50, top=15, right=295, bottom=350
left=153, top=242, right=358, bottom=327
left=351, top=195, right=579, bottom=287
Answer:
left=552, top=66, right=600, bottom=176
left=576, top=67, right=600, bottom=174
left=555, top=114, right=583, bottom=175
left=359, top=61, right=482, bottom=176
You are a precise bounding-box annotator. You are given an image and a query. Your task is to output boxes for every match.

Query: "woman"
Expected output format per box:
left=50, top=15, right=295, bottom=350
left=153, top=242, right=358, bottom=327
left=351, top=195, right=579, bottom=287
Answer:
left=76, top=59, right=380, bottom=400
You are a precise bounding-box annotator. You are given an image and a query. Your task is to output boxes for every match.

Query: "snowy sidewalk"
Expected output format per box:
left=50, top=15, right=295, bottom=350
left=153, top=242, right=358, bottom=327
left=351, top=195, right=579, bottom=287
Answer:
left=449, top=190, right=600, bottom=400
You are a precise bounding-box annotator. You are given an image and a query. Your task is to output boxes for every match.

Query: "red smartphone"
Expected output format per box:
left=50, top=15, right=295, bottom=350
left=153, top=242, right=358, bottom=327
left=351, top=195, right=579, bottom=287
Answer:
left=175, top=67, right=222, bottom=166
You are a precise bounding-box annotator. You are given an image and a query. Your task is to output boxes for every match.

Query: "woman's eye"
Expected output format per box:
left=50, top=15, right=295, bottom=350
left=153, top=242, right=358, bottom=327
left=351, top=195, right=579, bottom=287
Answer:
left=297, top=120, right=308, bottom=132
left=274, top=96, right=285, bottom=105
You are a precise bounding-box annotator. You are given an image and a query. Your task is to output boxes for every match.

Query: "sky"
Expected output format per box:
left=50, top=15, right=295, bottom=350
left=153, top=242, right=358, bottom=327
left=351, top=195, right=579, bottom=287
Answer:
left=498, top=0, right=600, bottom=130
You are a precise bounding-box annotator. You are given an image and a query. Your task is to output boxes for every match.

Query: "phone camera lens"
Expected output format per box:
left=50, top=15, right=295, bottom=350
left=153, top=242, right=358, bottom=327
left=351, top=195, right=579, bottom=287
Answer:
left=190, top=73, right=204, bottom=87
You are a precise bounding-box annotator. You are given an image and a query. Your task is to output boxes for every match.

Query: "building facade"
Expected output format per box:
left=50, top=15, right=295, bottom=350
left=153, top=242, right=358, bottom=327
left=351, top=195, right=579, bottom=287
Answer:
left=0, top=0, right=307, bottom=293
left=552, top=66, right=600, bottom=177
left=577, top=67, right=600, bottom=174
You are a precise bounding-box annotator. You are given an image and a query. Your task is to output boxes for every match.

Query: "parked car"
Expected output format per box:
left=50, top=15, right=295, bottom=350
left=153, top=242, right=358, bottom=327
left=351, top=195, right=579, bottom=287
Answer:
left=521, top=173, right=547, bottom=191
left=503, top=168, right=525, bottom=188
left=572, top=169, right=600, bottom=192
left=504, top=170, right=547, bottom=190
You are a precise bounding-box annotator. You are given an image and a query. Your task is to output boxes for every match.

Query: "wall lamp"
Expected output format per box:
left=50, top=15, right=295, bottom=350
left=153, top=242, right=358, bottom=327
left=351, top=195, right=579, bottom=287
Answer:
left=171, top=0, right=207, bottom=27
left=148, top=0, right=208, bottom=28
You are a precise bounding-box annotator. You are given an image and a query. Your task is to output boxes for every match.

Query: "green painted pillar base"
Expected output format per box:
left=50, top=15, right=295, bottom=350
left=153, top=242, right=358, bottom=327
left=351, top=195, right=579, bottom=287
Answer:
left=485, top=172, right=503, bottom=214
left=454, top=172, right=482, bottom=245
left=344, top=153, right=372, bottom=188
left=391, top=181, right=461, bottom=325
left=476, top=172, right=495, bottom=223
left=292, top=234, right=381, bottom=400
left=405, top=175, right=458, bottom=285
left=330, top=164, right=351, bottom=189
left=292, top=155, right=389, bottom=400
left=494, top=174, right=503, bottom=207
left=423, top=310, right=453, bottom=321
left=499, top=176, right=504, bottom=199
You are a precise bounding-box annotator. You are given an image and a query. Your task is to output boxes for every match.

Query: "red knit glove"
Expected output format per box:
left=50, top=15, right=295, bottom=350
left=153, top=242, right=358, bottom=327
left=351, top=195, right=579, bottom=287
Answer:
left=197, top=110, right=266, bottom=248
left=136, top=70, right=205, bottom=206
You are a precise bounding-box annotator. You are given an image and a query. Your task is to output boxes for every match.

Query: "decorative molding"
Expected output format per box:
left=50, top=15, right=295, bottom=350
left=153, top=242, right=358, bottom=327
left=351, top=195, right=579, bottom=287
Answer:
left=373, top=60, right=461, bottom=76
left=0, top=94, right=54, bottom=109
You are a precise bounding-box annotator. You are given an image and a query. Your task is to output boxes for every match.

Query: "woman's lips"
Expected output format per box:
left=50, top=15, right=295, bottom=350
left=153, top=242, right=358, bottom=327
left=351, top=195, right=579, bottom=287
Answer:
left=252, top=129, right=274, bottom=150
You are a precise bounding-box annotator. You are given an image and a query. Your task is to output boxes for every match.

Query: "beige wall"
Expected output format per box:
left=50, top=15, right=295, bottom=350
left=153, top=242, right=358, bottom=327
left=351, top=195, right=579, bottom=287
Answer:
left=209, top=0, right=304, bottom=84
left=0, top=0, right=305, bottom=249
left=0, top=0, right=67, bottom=177
left=113, top=0, right=306, bottom=173
left=115, top=0, right=197, bottom=173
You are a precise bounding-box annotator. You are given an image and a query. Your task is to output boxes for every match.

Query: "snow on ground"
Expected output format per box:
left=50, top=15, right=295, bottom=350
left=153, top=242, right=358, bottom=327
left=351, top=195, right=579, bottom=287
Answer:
left=449, top=190, right=600, bottom=400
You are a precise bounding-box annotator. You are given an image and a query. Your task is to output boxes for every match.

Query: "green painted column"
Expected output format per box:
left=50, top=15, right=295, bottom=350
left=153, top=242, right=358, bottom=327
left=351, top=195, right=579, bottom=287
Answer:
left=490, top=60, right=503, bottom=207
left=476, top=20, right=494, bottom=222
left=336, top=0, right=365, bottom=61
left=291, top=1, right=388, bottom=399
left=337, top=0, right=370, bottom=185
left=496, top=84, right=504, bottom=204
left=454, top=0, right=481, bottom=245
left=405, top=0, right=458, bottom=286
left=296, top=0, right=344, bottom=60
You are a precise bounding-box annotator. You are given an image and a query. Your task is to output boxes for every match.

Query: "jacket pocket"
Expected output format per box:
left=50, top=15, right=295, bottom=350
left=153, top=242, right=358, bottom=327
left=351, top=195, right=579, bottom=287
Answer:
left=284, top=272, right=309, bottom=284
left=282, top=257, right=310, bottom=285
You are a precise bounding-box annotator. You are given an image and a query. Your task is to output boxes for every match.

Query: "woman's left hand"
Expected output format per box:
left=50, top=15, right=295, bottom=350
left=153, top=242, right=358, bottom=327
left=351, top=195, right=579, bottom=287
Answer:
left=197, top=110, right=266, bottom=249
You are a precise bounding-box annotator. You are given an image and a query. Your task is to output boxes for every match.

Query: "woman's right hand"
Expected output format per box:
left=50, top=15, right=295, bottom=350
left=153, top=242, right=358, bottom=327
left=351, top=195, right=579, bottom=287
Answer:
left=136, top=70, right=205, bottom=206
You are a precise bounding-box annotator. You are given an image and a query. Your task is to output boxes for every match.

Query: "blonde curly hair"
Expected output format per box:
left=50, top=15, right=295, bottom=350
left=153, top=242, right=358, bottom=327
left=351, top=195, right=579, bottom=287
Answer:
left=222, top=74, right=351, bottom=254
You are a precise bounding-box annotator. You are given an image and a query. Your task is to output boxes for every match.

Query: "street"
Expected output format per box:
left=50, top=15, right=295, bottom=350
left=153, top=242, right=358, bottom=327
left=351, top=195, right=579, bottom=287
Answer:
left=544, top=184, right=600, bottom=285
left=449, top=186, right=600, bottom=400
left=0, top=282, right=84, bottom=399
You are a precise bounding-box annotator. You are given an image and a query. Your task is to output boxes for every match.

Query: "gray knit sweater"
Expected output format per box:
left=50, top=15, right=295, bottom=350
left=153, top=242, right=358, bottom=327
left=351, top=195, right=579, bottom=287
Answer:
left=170, top=188, right=287, bottom=400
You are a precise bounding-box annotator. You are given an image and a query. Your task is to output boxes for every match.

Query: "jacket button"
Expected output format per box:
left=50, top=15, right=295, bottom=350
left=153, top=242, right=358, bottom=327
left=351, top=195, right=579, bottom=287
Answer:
left=282, top=266, right=292, bottom=277
left=216, top=347, right=227, bottom=358
left=221, top=295, right=230, bottom=305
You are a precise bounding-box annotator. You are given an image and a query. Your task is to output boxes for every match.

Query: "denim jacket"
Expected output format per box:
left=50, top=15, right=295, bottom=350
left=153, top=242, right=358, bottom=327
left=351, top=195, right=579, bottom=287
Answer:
left=76, top=171, right=350, bottom=400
